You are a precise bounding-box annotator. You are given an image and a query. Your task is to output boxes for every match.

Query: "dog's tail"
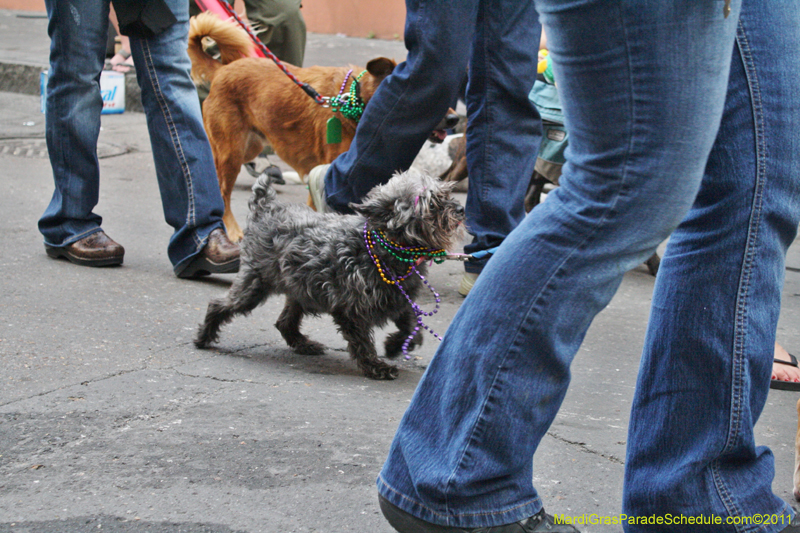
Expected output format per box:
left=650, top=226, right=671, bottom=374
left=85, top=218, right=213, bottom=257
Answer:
left=249, top=174, right=278, bottom=214
left=188, top=11, right=255, bottom=86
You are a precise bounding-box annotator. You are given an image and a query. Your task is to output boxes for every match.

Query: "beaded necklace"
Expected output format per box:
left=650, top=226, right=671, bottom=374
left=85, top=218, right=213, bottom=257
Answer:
left=326, top=69, right=367, bottom=144
left=373, top=229, right=448, bottom=265
left=363, top=221, right=446, bottom=359
left=330, top=69, right=367, bottom=121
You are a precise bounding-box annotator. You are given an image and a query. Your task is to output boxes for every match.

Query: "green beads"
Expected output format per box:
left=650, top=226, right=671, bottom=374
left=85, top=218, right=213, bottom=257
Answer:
left=329, top=70, right=367, bottom=124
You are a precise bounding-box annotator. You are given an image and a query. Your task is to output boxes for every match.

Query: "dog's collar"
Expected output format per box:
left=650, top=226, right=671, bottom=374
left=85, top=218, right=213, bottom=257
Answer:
left=328, top=70, right=367, bottom=123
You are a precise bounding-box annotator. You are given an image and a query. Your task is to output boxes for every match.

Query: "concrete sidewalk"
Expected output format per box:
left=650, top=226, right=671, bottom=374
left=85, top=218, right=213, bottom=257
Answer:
left=1, top=8, right=800, bottom=533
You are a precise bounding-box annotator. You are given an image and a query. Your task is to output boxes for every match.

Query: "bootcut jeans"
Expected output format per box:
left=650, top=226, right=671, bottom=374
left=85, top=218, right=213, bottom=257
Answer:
left=322, top=0, right=542, bottom=273
left=378, top=0, right=800, bottom=531
left=39, top=0, right=225, bottom=272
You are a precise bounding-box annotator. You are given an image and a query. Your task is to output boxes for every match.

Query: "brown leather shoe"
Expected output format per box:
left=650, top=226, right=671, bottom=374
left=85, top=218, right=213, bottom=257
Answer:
left=176, top=228, right=240, bottom=278
left=44, top=231, right=124, bottom=267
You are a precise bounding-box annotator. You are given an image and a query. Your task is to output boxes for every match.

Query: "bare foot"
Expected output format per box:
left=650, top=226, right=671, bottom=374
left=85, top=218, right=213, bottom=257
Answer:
left=112, top=56, right=134, bottom=73
left=772, top=342, right=800, bottom=385
left=107, top=50, right=134, bottom=73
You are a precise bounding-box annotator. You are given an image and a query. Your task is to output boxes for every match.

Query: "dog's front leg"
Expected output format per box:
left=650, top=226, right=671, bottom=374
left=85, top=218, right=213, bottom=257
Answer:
left=222, top=203, right=244, bottom=244
left=332, top=312, right=399, bottom=380
left=384, top=309, right=423, bottom=359
left=215, top=156, right=246, bottom=243
left=275, top=298, right=326, bottom=355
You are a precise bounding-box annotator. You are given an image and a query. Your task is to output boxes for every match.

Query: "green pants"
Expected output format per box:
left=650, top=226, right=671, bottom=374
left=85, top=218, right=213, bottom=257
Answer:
left=242, top=0, right=306, bottom=67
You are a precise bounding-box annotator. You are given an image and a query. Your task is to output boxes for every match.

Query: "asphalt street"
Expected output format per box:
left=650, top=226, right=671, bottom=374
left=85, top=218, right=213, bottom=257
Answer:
left=1, top=8, right=800, bottom=533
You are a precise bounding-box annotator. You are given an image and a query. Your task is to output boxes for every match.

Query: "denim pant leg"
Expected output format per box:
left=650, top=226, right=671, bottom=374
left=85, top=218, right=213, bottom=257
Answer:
left=128, top=0, right=225, bottom=271
left=462, top=0, right=541, bottom=274
left=323, top=0, right=478, bottom=214
left=377, top=1, right=738, bottom=528
left=623, top=2, right=800, bottom=530
left=39, top=0, right=111, bottom=247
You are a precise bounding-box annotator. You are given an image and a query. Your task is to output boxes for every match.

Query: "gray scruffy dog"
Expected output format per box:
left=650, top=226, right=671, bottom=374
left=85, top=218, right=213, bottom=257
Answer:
left=194, top=169, right=465, bottom=380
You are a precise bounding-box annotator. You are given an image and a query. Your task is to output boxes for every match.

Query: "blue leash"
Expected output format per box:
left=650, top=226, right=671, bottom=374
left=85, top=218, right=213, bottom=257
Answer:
left=445, top=246, right=500, bottom=261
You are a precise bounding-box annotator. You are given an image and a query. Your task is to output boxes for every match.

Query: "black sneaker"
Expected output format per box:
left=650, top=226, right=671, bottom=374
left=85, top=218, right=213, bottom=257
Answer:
left=379, top=494, right=580, bottom=532
left=781, top=512, right=800, bottom=532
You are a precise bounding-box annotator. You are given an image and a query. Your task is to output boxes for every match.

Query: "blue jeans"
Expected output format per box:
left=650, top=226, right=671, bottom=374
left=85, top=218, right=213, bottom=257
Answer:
left=39, top=0, right=225, bottom=272
left=623, top=0, right=800, bottom=529
left=378, top=0, right=800, bottom=530
left=323, top=0, right=541, bottom=272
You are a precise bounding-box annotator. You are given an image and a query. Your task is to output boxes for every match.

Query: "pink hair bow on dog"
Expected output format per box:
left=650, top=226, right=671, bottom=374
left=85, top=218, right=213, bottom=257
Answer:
left=414, top=186, right=428, bottom=212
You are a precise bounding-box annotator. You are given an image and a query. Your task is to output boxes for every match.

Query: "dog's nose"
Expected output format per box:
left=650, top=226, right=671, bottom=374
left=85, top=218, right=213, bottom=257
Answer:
left=455, top=204, right=465, bottom=216
left=444, top=113, right=460, bottom=129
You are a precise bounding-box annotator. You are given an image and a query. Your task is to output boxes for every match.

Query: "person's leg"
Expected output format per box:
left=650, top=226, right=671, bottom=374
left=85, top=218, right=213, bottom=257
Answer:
left=39, top=0, right=110, bottom=247
left=623, top=0, right=800, bottom=529
left=322, top=0, right=478, bottom=214
left=461, top=0, right=541, bottom=279
left=107, top=5, right=134, bottom=73
left=377, top=0, right=737, bottom=528
left=127, top=0, right=228, bottom=272
left=243, top=0, right=306, bottom=66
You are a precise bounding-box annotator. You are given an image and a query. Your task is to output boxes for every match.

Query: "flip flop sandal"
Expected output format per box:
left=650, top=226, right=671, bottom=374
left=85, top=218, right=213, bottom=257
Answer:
left=105, top=49, right=133, bottom=72
left=770, top=352, right=800, bottom=391
left=113, top=56, right=135, bottom=74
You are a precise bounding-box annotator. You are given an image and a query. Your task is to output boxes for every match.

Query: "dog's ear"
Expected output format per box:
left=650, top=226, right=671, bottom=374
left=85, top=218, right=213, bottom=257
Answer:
left=353, top=198, right=416, bottom=235
left=350, top=186, right=414, bottom=228
left=350, top=195, right=390, bottom=222
left=366, top=57, right=396, bottom=78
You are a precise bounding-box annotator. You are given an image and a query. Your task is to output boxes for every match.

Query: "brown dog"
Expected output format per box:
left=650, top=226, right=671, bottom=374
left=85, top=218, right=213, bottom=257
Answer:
left=188, top=13, right=456, bottom=241
left=189, top=12, right=400, bottom=242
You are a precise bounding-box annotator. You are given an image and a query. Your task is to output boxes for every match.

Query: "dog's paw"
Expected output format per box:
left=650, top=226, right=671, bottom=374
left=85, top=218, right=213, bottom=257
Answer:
left=362, top=361, right=400, bottom=380
left=194, top=326, right=217, bottom=349
left=292, top=340, right=326, bottom=356
left=384, top=331, right=423, bottom=359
